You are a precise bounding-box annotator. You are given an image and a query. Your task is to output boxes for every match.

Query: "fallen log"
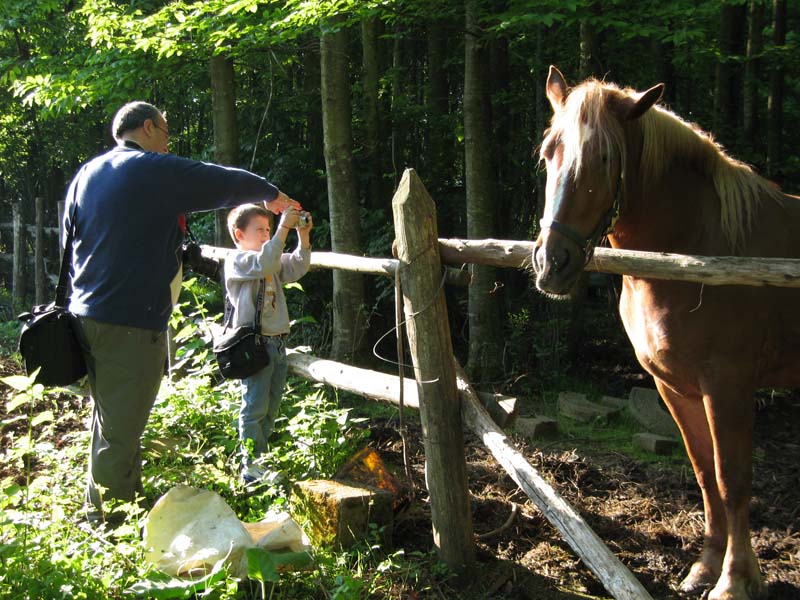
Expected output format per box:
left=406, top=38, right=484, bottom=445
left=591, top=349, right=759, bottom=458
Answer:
left=455, top=363, right=653, bottom=600
left=285, top=350, right=516, bottom=427
left=437, top=237, right=800, bottom=288
left=285, top=349, right=652, bottom=599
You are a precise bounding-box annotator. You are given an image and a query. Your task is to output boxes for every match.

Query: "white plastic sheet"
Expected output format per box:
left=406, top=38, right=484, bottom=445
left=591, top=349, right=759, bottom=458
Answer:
left=144, top=485, right=309, bottom=578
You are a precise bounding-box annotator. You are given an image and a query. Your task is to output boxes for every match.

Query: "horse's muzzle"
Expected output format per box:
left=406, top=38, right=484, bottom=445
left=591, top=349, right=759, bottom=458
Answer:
left=532, top=237, right=581, bottom=296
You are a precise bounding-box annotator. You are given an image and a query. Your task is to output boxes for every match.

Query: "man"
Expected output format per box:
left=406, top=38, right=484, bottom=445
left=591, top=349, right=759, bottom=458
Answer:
left=64, top=101, right=299, bottom=525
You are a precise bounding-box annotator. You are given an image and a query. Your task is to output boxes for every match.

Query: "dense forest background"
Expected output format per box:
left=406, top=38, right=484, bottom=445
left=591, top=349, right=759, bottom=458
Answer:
left=0, top=0, right=798, bottom=385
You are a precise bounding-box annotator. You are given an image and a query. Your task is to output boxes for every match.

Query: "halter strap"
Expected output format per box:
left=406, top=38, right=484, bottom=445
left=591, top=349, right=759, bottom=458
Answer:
left=540, top=164, right=624, bottom=265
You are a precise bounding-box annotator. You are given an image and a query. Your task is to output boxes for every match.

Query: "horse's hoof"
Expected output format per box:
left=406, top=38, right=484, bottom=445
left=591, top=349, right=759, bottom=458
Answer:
left=707, top=575, right=768, bottom=600
left=679, top=562, right=719, bottom=594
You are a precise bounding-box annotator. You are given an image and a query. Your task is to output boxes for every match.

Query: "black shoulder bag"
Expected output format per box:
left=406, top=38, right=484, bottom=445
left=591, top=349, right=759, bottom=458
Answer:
left=213, top=279, right=271, bottom=379
left=17, top=197, right=87, bottom=386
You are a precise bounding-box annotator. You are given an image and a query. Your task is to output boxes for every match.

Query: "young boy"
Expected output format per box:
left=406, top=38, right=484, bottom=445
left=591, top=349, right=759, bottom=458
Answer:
left=224, top=203, right=312, bottom=484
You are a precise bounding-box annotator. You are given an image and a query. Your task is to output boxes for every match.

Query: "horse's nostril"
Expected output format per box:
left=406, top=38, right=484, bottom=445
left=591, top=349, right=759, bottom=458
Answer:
left=533, top=246, right=544, bottom=272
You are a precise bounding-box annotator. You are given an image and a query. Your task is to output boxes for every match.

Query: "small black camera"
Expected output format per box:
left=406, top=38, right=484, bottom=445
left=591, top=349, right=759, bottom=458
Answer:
left=181, top=241, right=221, bottom=281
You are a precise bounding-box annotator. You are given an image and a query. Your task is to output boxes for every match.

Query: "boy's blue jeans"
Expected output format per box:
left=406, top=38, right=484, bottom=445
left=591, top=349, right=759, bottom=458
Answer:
left=239, top=336, right=288, bottom=468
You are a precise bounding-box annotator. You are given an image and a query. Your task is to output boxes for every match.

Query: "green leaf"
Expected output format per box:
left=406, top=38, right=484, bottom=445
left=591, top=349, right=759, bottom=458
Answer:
left=31, top=410, right=54, bottom=427
left=1, top=373, right=36, bottom=391
left=6, top=393, right=30, bottom=413
left=246, top=548, right=313, bottom=583
left=125, top=564, right=227, bottom=598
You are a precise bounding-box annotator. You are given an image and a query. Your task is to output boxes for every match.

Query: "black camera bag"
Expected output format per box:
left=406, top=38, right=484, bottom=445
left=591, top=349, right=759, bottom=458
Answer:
left=18, top=190, right=87, bottom=386
left=214, top=279, right=270, bottom=379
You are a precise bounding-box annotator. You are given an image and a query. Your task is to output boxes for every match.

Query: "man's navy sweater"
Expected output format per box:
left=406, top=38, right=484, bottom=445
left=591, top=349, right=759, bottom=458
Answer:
left=63, top=143, right=279, bottom=331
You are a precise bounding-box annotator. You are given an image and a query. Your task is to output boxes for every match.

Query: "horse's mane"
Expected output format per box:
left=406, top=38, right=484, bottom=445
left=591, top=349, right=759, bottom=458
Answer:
left=552, top=79, right=782, bottom=251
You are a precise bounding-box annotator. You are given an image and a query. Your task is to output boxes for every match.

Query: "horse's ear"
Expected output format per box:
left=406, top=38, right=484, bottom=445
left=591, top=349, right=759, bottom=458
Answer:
left=625, top=83, right=665, bottom=120
left=546, top=65, right=569, bottom=110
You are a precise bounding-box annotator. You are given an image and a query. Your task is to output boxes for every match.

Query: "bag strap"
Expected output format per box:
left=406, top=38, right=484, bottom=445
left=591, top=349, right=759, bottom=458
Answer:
left=224, top=278, right=266, bottom=332
left=56, top=176, right=81, bottom=308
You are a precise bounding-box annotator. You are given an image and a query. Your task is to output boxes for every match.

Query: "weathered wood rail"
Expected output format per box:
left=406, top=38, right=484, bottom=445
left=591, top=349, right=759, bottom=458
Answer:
left=438, top=238, right=800, bottom=288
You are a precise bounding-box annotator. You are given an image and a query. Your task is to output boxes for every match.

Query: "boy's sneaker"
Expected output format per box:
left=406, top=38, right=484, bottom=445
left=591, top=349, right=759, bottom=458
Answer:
left=241, top=464, right=266, bottom=485
left=241, top=465, right=287, bottom=487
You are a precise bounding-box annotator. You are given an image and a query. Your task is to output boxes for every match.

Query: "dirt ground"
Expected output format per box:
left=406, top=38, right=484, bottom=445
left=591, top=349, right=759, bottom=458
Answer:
left=367, top=303, right=800, bottom=599
left=371, top=395, right=800, bottom=600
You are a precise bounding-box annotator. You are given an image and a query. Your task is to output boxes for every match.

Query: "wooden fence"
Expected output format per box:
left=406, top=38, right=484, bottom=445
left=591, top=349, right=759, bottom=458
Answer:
left=196, top=168, right=800, bottom=599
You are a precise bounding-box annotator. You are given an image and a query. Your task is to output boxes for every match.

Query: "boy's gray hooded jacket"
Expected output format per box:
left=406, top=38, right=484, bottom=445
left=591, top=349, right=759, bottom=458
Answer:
left=224, top=235, right=310, bottom=336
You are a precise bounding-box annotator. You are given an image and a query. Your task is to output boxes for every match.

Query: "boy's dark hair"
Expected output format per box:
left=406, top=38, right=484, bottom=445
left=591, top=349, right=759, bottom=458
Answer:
left=227, top=204, right=271, bottom=243
left=111, top=101, right=164, bottom=142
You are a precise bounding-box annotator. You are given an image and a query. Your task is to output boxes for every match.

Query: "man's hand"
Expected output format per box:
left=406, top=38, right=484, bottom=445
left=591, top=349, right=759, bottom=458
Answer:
left=266, top=191, right=302, bottom=214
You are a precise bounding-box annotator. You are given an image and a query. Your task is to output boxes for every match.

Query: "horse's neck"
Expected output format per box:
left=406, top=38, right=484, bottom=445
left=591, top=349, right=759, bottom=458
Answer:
left=610, top=163, right=724, bottom=255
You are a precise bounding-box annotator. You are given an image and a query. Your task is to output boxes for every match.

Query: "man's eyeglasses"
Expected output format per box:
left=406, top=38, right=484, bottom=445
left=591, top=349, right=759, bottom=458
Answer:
left=153, top=123, right=170, bottom=139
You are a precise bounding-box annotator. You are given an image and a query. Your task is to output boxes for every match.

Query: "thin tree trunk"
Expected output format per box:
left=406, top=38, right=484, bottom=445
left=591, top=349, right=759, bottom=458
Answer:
left=321, top=20, right=366, bottom=362
left=12, top=202, right=26, bottom=310
left=34, top=196, right=45, bottom=304
left=210, top=54, right=238, bottom=248
left=464, top=0, right=504, bottom=382
left=713, top=2, right=747, bottom=145
left=767, top=0, right=787, bottom=178
left=391, top=23, right=405, bottom=186
left=361, top=17, right=383, bottom=211
left=579, top=1, right=602, bottom=79
left=743, top=0, right=765, bottom=146
left=425, top=19, right=449, bottom=190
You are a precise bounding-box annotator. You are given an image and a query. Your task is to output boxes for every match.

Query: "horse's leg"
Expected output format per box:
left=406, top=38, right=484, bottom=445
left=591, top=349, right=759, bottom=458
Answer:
left=654, top=379, right=727, bottom=593
left=702, top=381, right=766, bottom=600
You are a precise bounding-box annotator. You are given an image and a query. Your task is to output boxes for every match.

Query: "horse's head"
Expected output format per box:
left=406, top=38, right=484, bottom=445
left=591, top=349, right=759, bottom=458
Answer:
left=532, top=66, right=664, bottom=297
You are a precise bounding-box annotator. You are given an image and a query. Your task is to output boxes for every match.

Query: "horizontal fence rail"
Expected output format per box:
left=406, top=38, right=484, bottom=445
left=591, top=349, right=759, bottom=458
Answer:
left=438, top=238, right=800, bottom=288
left=205, top=239, right=800, bottom=289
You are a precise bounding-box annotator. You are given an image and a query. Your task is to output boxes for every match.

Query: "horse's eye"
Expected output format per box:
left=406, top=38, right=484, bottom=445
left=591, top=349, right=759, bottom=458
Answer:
left=543, top=137, right=559, bottom=161
left=601, top=153, right=609, bottom=164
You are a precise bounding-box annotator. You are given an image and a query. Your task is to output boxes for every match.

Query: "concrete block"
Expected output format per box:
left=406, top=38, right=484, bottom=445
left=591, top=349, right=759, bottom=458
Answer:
left=291, top=479, right=393, bottom=550
left=514, top=416, right=558, bottom=439
left=634, top=433, right=680, bottom=455
left=628, top=387, right=679, bottom=438
left=558, top=392, right=621, bottom=423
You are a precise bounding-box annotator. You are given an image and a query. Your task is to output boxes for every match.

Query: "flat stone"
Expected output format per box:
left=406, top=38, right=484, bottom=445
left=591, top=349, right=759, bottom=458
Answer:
left=514, top=416, right=558, bottom=439
left=478, top=392, right=519, bottom=429
left=634, top=433, right=680, bottom=455
left=628, top=387, right=679, bottom=438
left=558, top=392, right=621, bottom=423
left=600, top=395, right=627, bottom=409
left=291, top=479, right=393, bottom=550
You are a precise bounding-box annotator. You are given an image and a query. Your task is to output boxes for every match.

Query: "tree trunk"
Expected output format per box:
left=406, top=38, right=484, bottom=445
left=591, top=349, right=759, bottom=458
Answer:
left=321, top=20, right=366, bottom=362
left=713, top=2, right=747, bottom=145
left=34, top=196, right=45, bottom=304
left=210, top=54, right=239, bottom=248
left=425, top=19, right=449, bottom=190
left=464, top=0, right=504, bottom=382
left=361, top=17, right=383, bottom=211
left=743, top=0, right=765, bottom=146
left=391, top=23, right=406, bottom=186
left=579, top=1, right=602, bottom=79
left=767, top=0, right=787, bottom=178
left=12, top=202, right=26, bottom=309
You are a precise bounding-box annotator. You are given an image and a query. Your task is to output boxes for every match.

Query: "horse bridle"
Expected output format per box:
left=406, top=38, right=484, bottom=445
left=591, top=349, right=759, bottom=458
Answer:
left=539, top=161, right=624, bottom=266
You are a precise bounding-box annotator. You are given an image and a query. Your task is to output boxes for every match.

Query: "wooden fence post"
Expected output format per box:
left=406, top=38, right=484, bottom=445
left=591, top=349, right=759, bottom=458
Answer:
left=392, top=168, right=475, bottom=576
left=12, top=202, right=26, bottom=310
left=34, top=196, right=45, bottom=304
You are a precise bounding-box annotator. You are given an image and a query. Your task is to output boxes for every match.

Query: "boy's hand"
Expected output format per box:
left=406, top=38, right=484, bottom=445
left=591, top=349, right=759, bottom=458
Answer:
left=266, top=191, right=302, bottom=215
left=278, top=207, right=302, bottom=230
left=297, top=211, right=313, bottom=231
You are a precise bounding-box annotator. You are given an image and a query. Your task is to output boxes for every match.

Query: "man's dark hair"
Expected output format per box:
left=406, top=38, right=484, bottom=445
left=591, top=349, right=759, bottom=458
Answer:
left=227, top=204, right=271, bottom=244
left=111, top=101, right=164, bottom=143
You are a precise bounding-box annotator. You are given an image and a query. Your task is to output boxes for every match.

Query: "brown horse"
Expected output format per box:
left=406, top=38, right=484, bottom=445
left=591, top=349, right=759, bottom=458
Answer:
left=532, top=66, right=800, bottom=600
